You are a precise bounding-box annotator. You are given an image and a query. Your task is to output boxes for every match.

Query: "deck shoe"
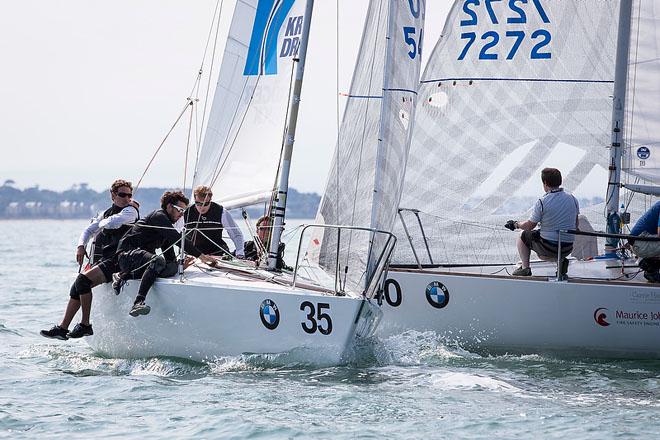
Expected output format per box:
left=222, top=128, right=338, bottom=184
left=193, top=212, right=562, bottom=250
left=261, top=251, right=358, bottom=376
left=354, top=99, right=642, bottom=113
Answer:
left=112, top=273, right=125, bottom=295
left=512, top=266, right=532, bottom=276
left=129, top=302, right=151, bottom=317
left=68, top=323, right=93, bottom=338
left=40, top=325, right=69, bottom=340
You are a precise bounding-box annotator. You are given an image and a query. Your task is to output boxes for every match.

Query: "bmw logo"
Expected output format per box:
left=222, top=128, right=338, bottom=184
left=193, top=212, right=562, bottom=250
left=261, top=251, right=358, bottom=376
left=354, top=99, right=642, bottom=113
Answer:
left=637, top=146, right=651, bottom=160
left=425, top=281, right=449, bottom=309
left=259, top=299, right=280, bottom=330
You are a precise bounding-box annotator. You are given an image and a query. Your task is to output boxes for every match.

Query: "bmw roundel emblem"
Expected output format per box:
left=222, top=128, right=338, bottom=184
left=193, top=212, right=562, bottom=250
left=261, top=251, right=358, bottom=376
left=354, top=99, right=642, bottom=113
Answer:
left=425, top=281, right=449, bottom=309
left=637, top=146, right=651, bottom=160
left=259, top=299, right=280, bottom=330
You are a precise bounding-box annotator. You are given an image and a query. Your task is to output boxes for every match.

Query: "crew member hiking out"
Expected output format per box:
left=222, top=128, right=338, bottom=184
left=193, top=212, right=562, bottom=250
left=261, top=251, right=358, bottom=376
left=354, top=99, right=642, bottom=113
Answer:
left=113, top=190, right=215, bottom=317
left=40, top=179, right=139, bottom=340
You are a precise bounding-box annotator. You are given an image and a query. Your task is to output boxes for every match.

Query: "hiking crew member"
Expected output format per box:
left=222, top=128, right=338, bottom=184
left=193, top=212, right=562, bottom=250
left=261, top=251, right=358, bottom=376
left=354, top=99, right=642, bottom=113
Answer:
left=40, top=179, right=139, bottom=340
left=184, top=185, right=245, bottom=258
left=115, top=191, right=215, bottom=317
left=505, top=168, right=579, bottom=277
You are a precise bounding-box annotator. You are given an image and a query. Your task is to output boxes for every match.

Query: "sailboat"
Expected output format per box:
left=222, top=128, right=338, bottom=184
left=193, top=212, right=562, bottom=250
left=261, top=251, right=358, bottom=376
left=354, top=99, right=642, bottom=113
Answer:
left=87, top=0, right=424, bottom=363
left=377, top=0, right=660, bottom=358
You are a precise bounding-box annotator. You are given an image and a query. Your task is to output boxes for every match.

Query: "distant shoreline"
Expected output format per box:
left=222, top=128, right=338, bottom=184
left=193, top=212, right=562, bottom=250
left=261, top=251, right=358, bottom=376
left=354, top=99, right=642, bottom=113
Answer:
left=0, top=184, right=321, bottom=220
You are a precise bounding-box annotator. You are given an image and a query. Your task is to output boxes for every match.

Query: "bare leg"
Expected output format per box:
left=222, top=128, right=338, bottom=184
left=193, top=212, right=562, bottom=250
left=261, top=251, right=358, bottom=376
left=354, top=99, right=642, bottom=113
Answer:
left=517, top=235, right=531, bottom=269
left=78, top=266, right=107, bottom=325
left=60, top=299, right=80, bottom=330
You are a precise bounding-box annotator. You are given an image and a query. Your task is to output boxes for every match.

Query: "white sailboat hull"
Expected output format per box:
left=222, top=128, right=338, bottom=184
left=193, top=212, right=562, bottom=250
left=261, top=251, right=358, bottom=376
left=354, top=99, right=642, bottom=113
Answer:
left=88, top=269, right=381, bottom=365
left=379, top=266, right=660, bottom=358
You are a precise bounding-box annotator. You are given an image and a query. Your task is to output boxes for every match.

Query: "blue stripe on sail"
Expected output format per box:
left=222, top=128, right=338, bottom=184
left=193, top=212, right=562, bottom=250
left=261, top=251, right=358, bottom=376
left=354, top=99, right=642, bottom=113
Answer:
left=344, top=95, right=383, bottom=99
left=384, top=88, right=418, bottom=95
left=421, top=77, right=614, bottom=84
left=244, top=0, right=296, bottom=76
left=264, top=0, right=295, bottom=75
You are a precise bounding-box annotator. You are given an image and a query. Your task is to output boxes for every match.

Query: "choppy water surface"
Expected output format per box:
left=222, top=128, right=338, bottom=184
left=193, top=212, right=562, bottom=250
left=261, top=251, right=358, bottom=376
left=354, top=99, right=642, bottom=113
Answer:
left=2, top=219, right=660, bottom=438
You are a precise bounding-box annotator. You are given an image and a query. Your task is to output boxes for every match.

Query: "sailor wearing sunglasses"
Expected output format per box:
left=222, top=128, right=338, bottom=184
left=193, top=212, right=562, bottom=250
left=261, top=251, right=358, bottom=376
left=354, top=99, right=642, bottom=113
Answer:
left=115, top=190, right=215, bottom=317
left=184, top=185, right=245, bottom=259
left=40, top=179, right=140, bottom=340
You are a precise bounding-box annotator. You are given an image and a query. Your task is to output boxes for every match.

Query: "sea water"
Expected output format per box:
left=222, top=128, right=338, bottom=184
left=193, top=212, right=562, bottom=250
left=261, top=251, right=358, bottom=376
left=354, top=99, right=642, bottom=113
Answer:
left=1, top=219, right=660, bottom=438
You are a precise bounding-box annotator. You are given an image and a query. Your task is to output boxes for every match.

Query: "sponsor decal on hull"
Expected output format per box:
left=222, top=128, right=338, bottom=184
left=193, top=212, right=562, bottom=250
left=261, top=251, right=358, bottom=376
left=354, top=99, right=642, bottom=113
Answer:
left=425, top=281, right=449, bottom=309
left=594, top=307, right=660, bottom=328
left=260, top=299, right=280, bottom=330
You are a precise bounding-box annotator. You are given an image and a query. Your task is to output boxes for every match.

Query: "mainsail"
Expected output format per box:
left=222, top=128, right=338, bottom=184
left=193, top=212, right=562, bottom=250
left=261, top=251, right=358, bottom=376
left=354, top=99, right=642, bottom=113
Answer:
left=193, top=0, right=307, bottom=209
left=394, top=0, right=633, bottom=264
left=622, top=0, right=660, bottom=185
left=313, top=0, right=426, bottom=291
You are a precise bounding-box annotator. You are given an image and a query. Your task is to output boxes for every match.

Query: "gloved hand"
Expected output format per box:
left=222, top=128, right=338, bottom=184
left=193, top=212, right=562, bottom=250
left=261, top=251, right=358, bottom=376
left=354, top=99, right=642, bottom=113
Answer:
left=505, top=220, right=517, bottom=231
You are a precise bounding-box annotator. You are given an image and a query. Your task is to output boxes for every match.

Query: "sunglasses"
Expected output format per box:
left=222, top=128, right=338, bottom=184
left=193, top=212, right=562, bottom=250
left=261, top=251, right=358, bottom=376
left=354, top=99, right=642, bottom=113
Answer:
left=195, top=201, right=211, bottom=207
left=171, top=204, right=186, bottom=214
left=116, top=192, right=132, bottom=198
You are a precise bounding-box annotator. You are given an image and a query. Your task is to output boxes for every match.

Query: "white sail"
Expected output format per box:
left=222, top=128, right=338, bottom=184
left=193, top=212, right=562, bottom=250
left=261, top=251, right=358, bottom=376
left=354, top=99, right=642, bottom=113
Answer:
left=312, top=0, right=426, bottom=291
left=622, top=0, right=660, bottom=184
left=394, top=0, right=622, bottom=264
left=193, top=0, right=307, bottom=208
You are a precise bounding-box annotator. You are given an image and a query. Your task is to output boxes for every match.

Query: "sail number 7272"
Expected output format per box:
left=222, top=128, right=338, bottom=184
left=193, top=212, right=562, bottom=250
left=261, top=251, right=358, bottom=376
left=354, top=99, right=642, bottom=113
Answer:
left=458, top=0, right=552, bottom=61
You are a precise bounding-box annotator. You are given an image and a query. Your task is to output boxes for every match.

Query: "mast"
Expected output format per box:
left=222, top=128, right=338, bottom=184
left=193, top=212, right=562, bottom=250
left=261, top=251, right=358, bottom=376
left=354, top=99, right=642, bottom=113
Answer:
left=267, top=0, right=314, bottom=270
left=605, top=0, right=633, bottom=251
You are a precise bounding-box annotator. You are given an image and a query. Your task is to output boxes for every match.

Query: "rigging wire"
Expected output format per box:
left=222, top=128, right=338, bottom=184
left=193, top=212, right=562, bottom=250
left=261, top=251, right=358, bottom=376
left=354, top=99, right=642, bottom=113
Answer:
left=183, top=98, right=197, bottom=189
left=134, top=100, right=193, bottom=193
left=193, top=0, right=225, bottom=182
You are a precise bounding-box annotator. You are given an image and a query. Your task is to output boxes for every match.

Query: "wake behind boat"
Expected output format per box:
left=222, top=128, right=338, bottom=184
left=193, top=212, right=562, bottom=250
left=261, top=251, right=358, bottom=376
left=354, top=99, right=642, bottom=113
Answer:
left=378, top=0, right=660, bottom=358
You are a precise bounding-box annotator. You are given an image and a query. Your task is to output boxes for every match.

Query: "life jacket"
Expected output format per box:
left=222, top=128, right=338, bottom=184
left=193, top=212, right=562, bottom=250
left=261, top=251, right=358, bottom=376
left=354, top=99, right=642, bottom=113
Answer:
left=185, top=203, right=229, bottom=256
left=92, top=204, right=140, bottom=263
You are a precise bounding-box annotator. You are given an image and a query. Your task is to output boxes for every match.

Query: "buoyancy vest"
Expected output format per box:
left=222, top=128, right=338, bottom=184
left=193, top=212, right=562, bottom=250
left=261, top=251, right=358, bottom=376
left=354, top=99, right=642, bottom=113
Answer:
left=92, top=204, right=140, bottom=263
left=184, top=202, right=229, bottom=256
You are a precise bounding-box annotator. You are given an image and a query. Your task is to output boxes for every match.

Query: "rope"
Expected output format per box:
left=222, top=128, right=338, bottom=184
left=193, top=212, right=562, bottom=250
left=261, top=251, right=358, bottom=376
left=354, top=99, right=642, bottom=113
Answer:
left=134, top=100, right=193, bottom=193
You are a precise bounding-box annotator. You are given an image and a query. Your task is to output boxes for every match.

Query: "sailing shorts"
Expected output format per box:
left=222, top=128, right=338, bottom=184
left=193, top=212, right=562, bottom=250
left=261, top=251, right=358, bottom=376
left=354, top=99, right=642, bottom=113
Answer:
left=96, top=257, right=120, bottom=283
left=521, top=230, right=573, bottom=260
left=631, top=232, right=660, bottom=258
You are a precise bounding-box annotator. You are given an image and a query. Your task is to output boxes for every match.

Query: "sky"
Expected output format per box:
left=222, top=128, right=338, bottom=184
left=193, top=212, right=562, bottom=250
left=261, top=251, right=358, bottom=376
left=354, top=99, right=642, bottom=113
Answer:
left=0, top=0, right=451, bottom=194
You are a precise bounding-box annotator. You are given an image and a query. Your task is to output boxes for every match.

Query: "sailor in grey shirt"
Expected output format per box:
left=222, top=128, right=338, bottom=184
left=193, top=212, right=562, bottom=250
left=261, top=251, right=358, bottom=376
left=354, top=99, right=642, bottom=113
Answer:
left=505, top=168, right=579, bottom=276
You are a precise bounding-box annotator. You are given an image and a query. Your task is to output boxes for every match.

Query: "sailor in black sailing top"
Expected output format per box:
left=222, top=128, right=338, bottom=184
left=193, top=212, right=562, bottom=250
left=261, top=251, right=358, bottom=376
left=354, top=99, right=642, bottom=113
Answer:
left=184, top=185, right=245, bottom=258
left=114, top=190, right=215, bottom=316
left=40, top=179, right=139, bottom=340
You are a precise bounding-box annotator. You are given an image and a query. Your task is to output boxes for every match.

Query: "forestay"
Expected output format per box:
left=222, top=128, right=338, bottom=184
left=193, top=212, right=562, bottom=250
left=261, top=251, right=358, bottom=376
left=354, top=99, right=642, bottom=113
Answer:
left=312, top=0, right=426, bottom=291
left=193, top=0, right=307, bottom=209
left=394, top=0, right=626, bottom=265
left=622, top=0, right=660, bottom=184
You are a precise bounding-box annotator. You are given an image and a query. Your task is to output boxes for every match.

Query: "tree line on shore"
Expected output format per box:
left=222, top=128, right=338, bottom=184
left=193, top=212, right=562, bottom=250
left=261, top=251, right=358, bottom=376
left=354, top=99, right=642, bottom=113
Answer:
left=0, top=181, right=320, bottom=220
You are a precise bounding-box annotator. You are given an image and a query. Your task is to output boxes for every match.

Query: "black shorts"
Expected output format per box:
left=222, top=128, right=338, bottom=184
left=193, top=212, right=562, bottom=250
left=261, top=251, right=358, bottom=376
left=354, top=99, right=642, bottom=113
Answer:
left=96, top=257, right=120, bottom=283
left=521, top=230, right=573, bottom=259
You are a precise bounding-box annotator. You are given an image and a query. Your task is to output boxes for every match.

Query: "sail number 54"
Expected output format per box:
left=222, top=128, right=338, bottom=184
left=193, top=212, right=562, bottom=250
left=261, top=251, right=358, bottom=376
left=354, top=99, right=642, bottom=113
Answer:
left=403, top=0, right=423, bottom=60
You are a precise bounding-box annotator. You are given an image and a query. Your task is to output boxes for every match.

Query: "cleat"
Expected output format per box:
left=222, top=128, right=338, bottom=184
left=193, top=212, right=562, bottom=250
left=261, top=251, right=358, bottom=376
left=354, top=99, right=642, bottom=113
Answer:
left=512, top=266, right=532, bottom=277
left=40, top=325, right=69, bottom=340
left=129, top=302, right=151, bottom=317
left=68, top=323, right=93, bottom=338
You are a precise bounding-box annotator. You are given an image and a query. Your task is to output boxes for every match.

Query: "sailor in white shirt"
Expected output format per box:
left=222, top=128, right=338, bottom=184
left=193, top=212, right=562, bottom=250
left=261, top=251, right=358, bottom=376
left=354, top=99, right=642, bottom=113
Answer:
left=41, top=179, right=139, bottom=340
